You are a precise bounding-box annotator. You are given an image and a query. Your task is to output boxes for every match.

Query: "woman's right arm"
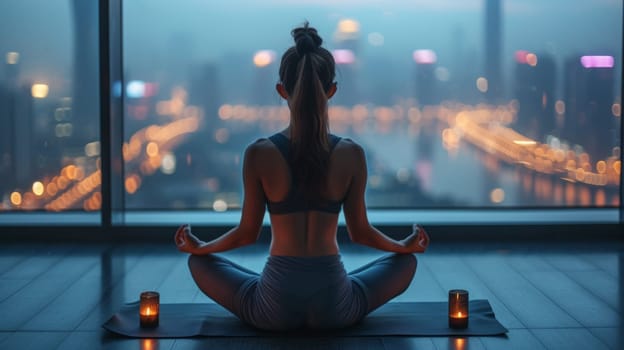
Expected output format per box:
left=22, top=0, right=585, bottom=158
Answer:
left=342, top=142, right=429, bottom=253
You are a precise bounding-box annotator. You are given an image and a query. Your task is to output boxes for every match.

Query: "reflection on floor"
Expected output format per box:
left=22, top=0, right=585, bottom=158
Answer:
left=0, top=240, right=622, bottom=349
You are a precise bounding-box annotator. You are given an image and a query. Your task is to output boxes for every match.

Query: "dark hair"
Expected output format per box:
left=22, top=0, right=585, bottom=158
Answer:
left=278, top=22, right=336, bottom=201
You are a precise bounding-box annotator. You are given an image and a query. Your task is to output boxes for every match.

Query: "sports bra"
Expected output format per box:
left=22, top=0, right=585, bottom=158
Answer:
left=266, top=133, right=344, bottom=215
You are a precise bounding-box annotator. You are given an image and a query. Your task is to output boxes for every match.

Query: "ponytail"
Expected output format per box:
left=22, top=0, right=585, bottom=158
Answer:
left=279, top=22, right=336, bottom=202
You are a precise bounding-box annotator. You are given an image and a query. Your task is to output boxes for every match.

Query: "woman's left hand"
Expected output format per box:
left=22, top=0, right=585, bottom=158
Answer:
left=174, top=224, right=205, bottom=254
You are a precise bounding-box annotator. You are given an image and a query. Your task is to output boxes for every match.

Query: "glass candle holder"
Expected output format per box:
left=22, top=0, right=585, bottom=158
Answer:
left=139, top=291, right=160, bottom=328
left=448, top=289, right=469, bottom=329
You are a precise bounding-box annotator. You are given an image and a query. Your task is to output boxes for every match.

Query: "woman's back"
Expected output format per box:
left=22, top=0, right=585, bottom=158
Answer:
left=176, top=22, right=427, bottom=331
left=251, top=132, right=360, bottom=256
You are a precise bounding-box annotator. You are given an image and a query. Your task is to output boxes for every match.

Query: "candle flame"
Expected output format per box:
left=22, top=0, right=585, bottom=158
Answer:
left=146, top=307, right=152, bottom=316
left=142, top=339, right=154, bottom=350
left=458, top=311, right=463, bottom=317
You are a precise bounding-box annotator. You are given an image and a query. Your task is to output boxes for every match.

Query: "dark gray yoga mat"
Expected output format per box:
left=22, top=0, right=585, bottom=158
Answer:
left=103, top=299, right=507, bottom=338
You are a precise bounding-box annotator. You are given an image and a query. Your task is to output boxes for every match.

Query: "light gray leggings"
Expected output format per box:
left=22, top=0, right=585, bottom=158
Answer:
left=188, top=253, right=417, bottom=331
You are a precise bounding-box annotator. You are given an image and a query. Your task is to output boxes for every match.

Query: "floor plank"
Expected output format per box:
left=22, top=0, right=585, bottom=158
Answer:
left=0, top=254, right=99, bottom=330
left=154, top=256, right=197, bottom=303
left=0, top=278, right=31, bottom=302
left=578, top=254, right=619, bottom=278
left=0, top=331, right=67, bottom=350
left=21, top=262, right=105, bottom=331
left=561, top=270, right=619, bottom=310
left=0, top=331, right=11, bottom=344
left=588, top=327, right=624, bottom=350
left=0, top=245, right=75, bottom=280
left=531, top=328, right=610, bottom=350
left=479, top=330, right=545, bottom=350
left=464, top=254, right=580, bottom=328
left=542, top=254, right=600, bottom=272
left=507, top=255, right=621, bottom=327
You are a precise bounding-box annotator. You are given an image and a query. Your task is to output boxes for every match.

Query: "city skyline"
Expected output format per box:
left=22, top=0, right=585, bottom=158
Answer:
left=0, top=0, right=621, bottom=211
left=0, top=0, right=621, bottom=95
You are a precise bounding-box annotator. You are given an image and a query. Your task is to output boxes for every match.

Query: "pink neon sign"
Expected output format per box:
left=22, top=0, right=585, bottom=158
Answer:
left=580, top=55, right=614, bottom=68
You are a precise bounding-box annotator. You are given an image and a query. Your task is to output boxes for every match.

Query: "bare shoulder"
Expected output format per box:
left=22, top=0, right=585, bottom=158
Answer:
left=243, top=138, right=280, bottom=173
left=335, top=137, right=366, bottom=160
left=244, top=138, right=273, bottom=157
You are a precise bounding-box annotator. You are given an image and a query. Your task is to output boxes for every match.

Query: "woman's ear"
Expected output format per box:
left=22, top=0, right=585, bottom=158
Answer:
left=276, top=83, right=289, bottom=100
left=327, top=82, right=337, bottom=99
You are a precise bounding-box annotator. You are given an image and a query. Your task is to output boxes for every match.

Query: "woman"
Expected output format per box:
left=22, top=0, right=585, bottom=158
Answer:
left=174, top=22, right=430, bottom=331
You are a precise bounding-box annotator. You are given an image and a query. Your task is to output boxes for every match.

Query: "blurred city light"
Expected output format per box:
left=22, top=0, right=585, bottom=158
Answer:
left=253, top=50, right=276, bottom=68
left=31, top=83, right=49, bottom=98
left=127, top=80, right=146, bottom=98
left=476, top=77, right=488, bottom=92
left=513, top=140, right=537, bottom=146
left=526, top=53, right=538, bottom=66
left=84, top=141, right=100, bottom=157
left=332, top=49, right=355, bottom=65
left=580, top=55, right=614, bottom=68
left=161, top=153, right=176, bottom=175
left=515, top=50, right=530, bottom=64
left=10, top=192, right=22, bottom=206
left=213, top=199, right=228, bottom=212
left=32, top=182, right=45, bottom=196
left=125, top=81, right=157, bottom=98
left=412, top=49, right=437, bottom=64
left=336, top=18, right=360, bottom=40
left=612, top=103, right=621, bottom=117
left=490, top=188, right=505, bottom=203
left=6, top=51, right=19, bottom=64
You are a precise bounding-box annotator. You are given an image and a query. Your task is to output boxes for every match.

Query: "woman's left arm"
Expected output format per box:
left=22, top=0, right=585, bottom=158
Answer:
left=175, top=142, right=266, bottom=254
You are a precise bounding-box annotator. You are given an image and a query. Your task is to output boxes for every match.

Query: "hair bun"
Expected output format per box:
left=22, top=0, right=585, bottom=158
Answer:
left=292, top=22, right=322, bottom=56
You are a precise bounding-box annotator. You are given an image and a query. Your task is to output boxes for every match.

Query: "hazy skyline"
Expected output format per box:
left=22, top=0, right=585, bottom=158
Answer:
left=0, top=0, right=621, bottom=99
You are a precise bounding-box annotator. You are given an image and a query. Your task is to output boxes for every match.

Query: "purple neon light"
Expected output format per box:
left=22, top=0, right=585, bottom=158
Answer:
left=332, top=49, right=355, bottom=64
left=413, top=49, right=437, bottom=64
left=580, top=55, right=614, bottom=68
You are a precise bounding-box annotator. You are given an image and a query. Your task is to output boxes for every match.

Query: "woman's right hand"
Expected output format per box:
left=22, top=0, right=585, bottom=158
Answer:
left=174, top=224, right=205, bottom=254
left=401, top=224, right=430, bottom=253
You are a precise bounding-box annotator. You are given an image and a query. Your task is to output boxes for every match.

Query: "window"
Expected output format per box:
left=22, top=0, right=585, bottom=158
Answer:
left=0, top=0, right=621, bottom=226
left=123, top=0, right=620, bottom=211
left=0, top=0, right=100, bottom=219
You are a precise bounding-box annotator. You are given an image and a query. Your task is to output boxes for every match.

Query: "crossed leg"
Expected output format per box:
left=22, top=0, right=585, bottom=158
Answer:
left=187, top=254, right=259, bottom=315
left=187, top=252, right=417, bottom=325
left=348, top=253, right=417, bottom=313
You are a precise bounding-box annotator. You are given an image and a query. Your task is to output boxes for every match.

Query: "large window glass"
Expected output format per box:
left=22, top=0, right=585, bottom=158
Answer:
left=122, top=0, right=621, bottom=211
left=0, top=1, right=101, bottom=215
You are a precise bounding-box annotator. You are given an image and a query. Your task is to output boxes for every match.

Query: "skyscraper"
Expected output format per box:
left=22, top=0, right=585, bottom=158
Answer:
left=484, top=0, right=503, bottom=101
left=71, top=0, right=99, bottom=145
left=413, top=50, right=438, bottom=106
left=513, top=52, right=556, bottom=140
left=563, top=55, right=616, bottom=158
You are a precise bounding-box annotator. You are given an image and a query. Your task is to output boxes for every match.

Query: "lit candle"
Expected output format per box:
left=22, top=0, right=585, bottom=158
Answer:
left=448, top=289, right=469, bottom=329
left=140, top=291, right=160, bottom=328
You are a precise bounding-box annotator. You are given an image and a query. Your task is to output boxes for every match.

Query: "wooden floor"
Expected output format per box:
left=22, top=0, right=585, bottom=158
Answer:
left=0, top=239, right=622, bottom=350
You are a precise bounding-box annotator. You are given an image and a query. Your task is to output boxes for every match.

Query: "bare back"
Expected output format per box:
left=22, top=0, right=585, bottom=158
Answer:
left=250, top=134, right=359, bottom=256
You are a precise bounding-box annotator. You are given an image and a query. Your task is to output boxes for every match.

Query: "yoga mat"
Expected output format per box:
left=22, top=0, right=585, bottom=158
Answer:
left=103, top=300, right=508, bottom=338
